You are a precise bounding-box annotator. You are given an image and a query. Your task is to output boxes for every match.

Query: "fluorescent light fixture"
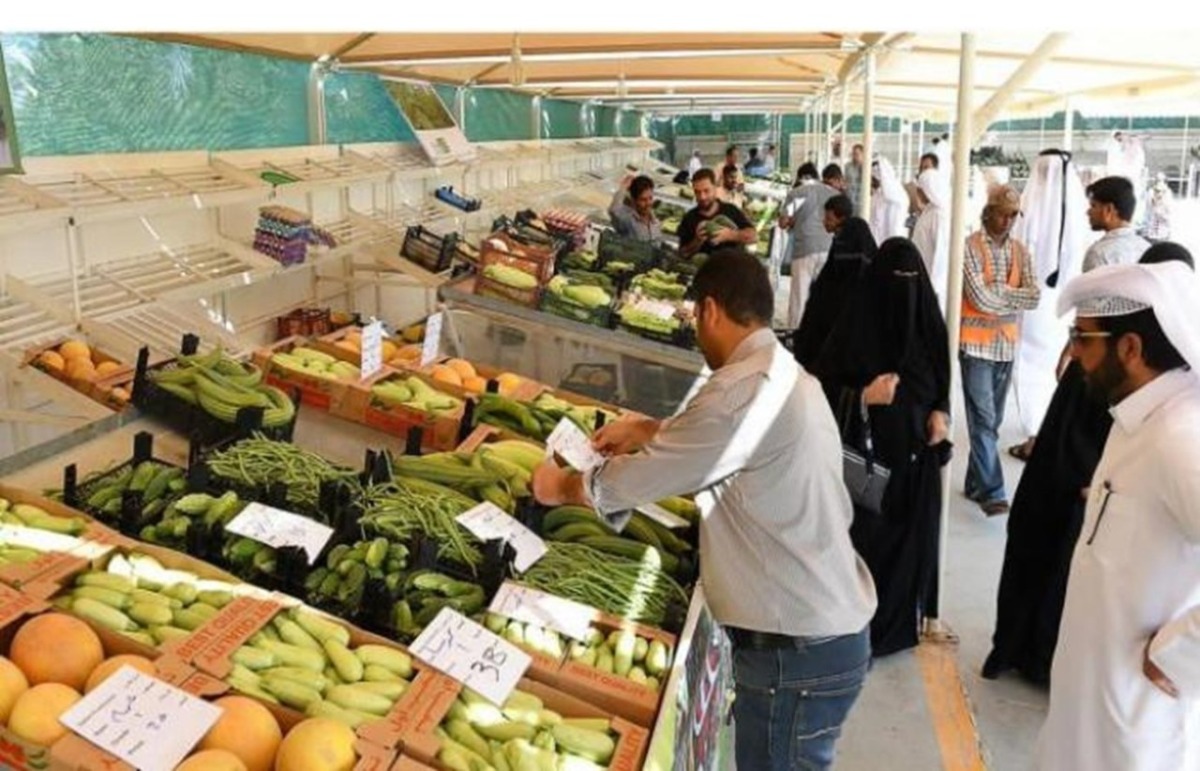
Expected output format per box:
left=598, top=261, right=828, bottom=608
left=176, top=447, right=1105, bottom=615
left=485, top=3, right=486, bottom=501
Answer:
left=341, top=45, right=849, bottom=68
left=478, top=79, right=824, bottom=89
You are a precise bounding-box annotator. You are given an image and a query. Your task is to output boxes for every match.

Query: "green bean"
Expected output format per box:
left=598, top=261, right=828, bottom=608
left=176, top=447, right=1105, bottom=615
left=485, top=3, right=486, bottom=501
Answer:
left=206, top=433, right=360, bottom=517
left=360, top=479, right=482, bottom=571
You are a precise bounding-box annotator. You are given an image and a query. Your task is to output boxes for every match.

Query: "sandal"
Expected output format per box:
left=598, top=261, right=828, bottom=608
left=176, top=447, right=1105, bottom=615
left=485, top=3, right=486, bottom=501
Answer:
left=1007, top=439, right=1035, bottom=462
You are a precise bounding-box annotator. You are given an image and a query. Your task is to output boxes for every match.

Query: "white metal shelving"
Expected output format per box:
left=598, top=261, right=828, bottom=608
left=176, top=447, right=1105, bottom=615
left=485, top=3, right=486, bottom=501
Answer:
left=0, top=294, right=74, bottom=353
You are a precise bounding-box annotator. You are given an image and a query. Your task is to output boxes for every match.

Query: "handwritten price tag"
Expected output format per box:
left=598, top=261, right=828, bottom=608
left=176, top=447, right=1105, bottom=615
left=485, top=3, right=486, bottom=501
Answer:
left=488, top=582, right=597, bottom=642
left=545, top=418, right=605, bottom=472
left=360, top=320, right=385, bottom=380
left=456, top=503, right=547, bottom=573
left=632, top=298, right=678, bottom=322
left=60, top=665, right=222, bottom=771
left=225, top=502, right=334, bottom=564
left=409, top=608, right=531, bottom=706
left=420, top=312, right=444, bottom=368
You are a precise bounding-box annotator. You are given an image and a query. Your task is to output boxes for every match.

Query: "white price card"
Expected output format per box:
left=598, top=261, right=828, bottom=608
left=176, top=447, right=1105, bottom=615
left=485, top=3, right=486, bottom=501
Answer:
left=488, top=582, right=597, bottom=642
left=60, top=665, right=222, bottom=771
left=409, top=607, right=531, bottom=706
left=225, top=502, right=334, bottom=564
left=636, top=503, right=690, bottom=529
left=633, top=299, right=678, bottom=322
left=360, top=320, right=385, bottom=380
left=545, top=418, right=605, bottom=472
left=456, top=503, right=547, bottom=573
left=420, top=312, right=445, bottom=368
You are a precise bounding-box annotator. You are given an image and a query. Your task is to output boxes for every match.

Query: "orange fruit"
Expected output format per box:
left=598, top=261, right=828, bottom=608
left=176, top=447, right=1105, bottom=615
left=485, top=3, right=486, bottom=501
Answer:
left=37, top=350, right=66, bottom=372
left=430, top=365, right=463, bottom=387
left=0, top=656, right=30, bottom=723
left=197, top=696, right=282, bottom=771
left=10, top=613, right=104, bottom=690
left=7, top=683, right=81, bottom=745
left=85, top=655, right=156, bottom=693
left=446, top=358, right=477, bottom=380
left=95, top=361, right=123, bottom=377
left=58, top=340, right=91, bottom=361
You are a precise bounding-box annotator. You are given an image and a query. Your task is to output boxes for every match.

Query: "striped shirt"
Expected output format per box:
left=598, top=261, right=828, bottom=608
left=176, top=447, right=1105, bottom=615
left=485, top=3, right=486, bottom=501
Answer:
left=608, top=189, right=662, bottom=243
left=584, top=328, right=877, bottom=636
left=961, top=231, right=1041, bottom=362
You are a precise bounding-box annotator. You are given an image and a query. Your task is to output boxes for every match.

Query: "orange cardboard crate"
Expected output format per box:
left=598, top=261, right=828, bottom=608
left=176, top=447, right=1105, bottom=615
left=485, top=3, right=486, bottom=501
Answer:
left=250, top=335, right=372, bottom=412
left=334, top=371, right=466, bottom=452
left=0, top=484, right=125, bottom=590
left=369, top=671, right=649, bottom=771
left=0, top=591, right=224, bottom=771
left=311, top=326, right=417, bottom=372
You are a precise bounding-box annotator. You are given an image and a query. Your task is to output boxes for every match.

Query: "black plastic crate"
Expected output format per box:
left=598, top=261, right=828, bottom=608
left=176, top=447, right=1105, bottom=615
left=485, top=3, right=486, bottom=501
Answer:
left=597, top=229, right=660, bottom=276
left=557, top=363, right=619, bottom=404
left=130, top=336, right=300, bottom=452
left=616, top=313, right=697, bottom=350
left=62, top=430, right=187, bottom=536
left=400, top=225, right=460, bottom=273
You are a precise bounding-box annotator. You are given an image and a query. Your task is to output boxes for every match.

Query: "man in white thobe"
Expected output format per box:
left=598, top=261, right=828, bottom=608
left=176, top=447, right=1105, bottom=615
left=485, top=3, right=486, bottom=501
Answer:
left=911, top=167, right=951, bottom=312
left=869, top=157, right=908, bottom=245
left=1037, top=259, right=1200, bottom=771
left=1010, top=150, right=1094, bottom=451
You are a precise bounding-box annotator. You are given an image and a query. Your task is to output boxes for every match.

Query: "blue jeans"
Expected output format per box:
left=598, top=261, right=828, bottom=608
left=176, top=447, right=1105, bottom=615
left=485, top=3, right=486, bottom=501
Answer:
left=732, top=628, right=871, bottom=770
left=959, top=352, right=1013, bottom=503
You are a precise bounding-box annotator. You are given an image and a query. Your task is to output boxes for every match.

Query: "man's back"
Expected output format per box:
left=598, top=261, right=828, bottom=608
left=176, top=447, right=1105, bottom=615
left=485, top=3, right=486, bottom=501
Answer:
left=789, top=182, right=837, bottom=256
left=1083, top=227, right=1150, bottom=272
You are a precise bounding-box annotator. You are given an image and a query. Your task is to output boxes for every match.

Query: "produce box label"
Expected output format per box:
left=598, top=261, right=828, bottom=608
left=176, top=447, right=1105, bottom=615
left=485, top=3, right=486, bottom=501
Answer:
left=225, top=502, right=334, bottom=564
left=359, top=671, right=460, bottom=748
left=60, top=665, right=222, bottom=771
left=191, top=597, right=282, bottom=678
left=420, top=312, right=443, bottom=368
left=488, top=582, right=597, bottom=642
left=409, top=608, right=532, bottom=706
left=455, top=503, right=547, bottom=573
left=361, top=320, right=385, bottom=380
left=0, top=728, right=49, bottom=771
left=545, top=418, right=605, bottom=472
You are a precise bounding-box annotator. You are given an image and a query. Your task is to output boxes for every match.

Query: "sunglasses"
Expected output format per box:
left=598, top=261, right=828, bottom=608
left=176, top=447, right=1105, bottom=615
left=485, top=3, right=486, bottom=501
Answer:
left=1068, top=326, right=1113, bottom=343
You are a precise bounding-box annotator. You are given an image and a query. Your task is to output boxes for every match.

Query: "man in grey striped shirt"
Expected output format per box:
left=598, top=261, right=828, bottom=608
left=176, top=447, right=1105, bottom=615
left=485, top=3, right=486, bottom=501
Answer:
left=533, top=248, right=877, bottom=770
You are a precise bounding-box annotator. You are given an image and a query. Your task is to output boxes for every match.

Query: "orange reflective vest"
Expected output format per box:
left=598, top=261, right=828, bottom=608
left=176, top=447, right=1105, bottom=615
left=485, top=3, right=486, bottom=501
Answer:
left=961, top=231, right=1025, bottom=349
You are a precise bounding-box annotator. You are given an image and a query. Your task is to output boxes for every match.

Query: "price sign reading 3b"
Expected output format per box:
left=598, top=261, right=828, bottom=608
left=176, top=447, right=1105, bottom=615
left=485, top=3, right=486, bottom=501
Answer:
left=409, top=607, right=531, bottom=705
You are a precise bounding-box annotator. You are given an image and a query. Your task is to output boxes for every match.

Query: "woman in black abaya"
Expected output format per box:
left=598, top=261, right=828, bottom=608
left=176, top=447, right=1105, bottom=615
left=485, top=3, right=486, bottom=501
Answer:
left=812, top=237, right=952, bottom=655
left=793, top=215, right=877, bottom=376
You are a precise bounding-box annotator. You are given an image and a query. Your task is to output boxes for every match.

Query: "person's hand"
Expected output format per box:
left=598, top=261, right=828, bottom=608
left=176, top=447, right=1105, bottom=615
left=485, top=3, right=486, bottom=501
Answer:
left=711, top=227, right=736, bottom=245
left=592, top=417, right=660, bottom=456
left=863, top=374, right=900, bottom=406
left=926, top=410, right=950, bottom=445
left=1144, top=635, right=1180, bottom=699
left=532, top=460, right=573, bottom=507
left=621, top=173, right=634, bottom=189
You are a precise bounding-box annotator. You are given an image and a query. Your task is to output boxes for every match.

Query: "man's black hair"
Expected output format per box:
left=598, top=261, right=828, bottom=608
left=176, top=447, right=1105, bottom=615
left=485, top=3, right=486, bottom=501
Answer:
left=824, top=194, right=853, bottom=221
left=691, top=247, right=773, bottom=326
left=920, top=152, right=939, bottom=169
left=795, top=162, right=820, bottom=182
left=629, top=175, right=655, bottom=199
left=1086, top=176, right=1137, bottom=222
left=822, top=163, right=844, bottom=182
left=692, top=168, right=717, bottom=186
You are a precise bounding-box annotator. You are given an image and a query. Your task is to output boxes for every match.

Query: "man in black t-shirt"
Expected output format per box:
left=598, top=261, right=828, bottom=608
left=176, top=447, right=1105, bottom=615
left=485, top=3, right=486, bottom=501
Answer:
left=678, top=168, right=756, bottom=258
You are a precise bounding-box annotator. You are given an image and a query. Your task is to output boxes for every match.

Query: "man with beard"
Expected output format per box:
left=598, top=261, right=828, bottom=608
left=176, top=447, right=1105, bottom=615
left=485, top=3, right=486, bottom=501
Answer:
left=1035, top=258, right=1200, bottom=771
left=677, top=168, right=755, bottom=259
left=983, top=243, right=1191, bottom=686
left=1082, top=176, right=1148, bottom=271
left=608, top=174, right=662, bottom=243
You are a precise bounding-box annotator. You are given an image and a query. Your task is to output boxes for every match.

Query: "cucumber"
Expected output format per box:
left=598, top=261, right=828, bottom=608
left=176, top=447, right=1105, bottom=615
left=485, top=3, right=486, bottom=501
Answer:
left=326, top=684, right=393, bottom=716
left=324, top=639, right=364, bottom=683
left=551, top=724, right=616, bottom=764
left=71, top=597, right=136, bottom=632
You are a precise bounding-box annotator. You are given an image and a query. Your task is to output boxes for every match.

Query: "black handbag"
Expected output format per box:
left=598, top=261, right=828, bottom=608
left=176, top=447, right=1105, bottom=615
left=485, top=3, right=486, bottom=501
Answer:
left=840, top=391, right=891, bottom=514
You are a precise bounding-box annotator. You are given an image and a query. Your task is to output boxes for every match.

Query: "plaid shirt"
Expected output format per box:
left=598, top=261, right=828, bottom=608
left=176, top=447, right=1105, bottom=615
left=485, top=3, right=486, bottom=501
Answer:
left=961, top=230, right=1041, bottom=362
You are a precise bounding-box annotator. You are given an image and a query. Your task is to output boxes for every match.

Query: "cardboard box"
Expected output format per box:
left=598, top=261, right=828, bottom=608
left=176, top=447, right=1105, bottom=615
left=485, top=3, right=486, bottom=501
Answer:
left=311, top=326, right=418, bottom=373
left=250, top=335, right=367, bottom=413
left=0, top=484, right=125, bottom=589
left=171, top=592, right=435, bottom=747
left=22, top=338, right=132, bottom=411
left=374, top=673, right=650, bottom=771
left=389, top=756, right=438, bottom=771
left=0, top=600, right=222, bottom=771
left=334, top=371, right=466, bottom=452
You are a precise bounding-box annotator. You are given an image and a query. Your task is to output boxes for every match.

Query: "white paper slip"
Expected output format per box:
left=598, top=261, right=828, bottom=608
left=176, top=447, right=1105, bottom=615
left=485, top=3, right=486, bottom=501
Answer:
left=60, top=665, right=222, bottom=771
left=225, top=502, right=334, bottom=564
left=456, top=503, right=547, bottom=573
left=489, top=582, right=597, bottom=641
left=420, top=312, right=444, bottom=368
left=360, top=319, right=385, bottom=379
left=409, top=607, right=531, bottom=706
left=636, top=502, right=690, bottom=529
left=545, top=418, right=605, bottom=472
left=632, top=298, right=678, bottom=322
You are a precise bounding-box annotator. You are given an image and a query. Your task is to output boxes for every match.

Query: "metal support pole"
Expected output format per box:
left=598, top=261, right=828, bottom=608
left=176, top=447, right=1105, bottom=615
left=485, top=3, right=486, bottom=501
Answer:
left=859, top=50, right=877, bottom=219
left=532, top=95, right=542, bottom=142
left=1179, top=115, right=1190, bottom=196
left=308, top=63, right=328, bottom=145
left=66, top=218, right=83, bottom=324
left=933, top=32, right=975, bottom=626
left=826, top=94, right=835, bottom=167
left=917, top=120, right=926, bottom=174
left=456, top=87, right=467, bottom=132
left=1063, top=96, right=1074, bottom=152
left=841, top=87, right=849, bottom=163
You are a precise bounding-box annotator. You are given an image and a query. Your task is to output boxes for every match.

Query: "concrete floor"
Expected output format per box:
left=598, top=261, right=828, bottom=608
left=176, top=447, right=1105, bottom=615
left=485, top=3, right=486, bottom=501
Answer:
left=836, top=386, right=1051, bottom=771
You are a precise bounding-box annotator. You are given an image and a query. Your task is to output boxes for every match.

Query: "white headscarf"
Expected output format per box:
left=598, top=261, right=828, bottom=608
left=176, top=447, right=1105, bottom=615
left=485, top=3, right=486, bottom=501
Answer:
left=870, top=157, right=908, bottom=242
left=918, top=168, right=950, bottom=210
left=1058, top=261, right=1200, bottom=371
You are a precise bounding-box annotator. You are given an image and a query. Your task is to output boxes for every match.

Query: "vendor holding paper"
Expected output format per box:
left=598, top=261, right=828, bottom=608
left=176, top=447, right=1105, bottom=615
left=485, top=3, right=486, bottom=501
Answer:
left=532, top=248, right=876, bottom=771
